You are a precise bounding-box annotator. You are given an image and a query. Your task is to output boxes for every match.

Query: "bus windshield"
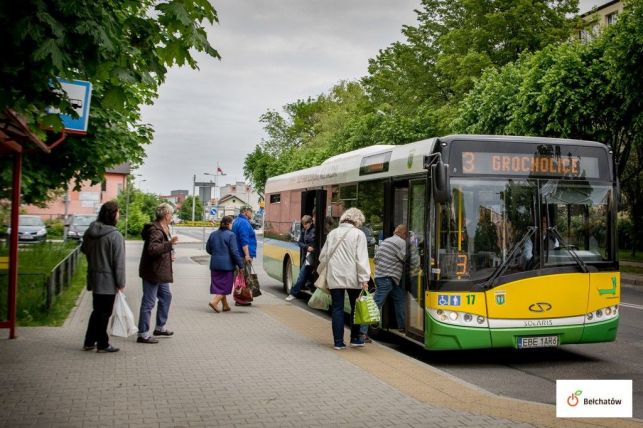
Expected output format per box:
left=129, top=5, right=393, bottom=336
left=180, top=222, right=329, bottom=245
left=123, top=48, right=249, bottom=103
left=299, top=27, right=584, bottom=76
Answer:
left=431, top=178, right=612, bottom=285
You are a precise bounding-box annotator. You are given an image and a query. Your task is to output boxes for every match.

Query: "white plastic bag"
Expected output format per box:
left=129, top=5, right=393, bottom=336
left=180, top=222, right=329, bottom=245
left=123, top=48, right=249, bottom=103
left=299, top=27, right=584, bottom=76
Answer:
left=307, top=287, right=331, bottom=310
left=107, top=292, right=138, bottom=337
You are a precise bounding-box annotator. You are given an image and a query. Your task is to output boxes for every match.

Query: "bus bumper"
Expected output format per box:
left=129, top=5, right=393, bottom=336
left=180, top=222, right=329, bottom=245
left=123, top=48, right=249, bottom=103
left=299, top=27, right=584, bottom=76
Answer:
left=426, top=315, right=620, bottom=350
left=425, top=316, right=492, bottom=350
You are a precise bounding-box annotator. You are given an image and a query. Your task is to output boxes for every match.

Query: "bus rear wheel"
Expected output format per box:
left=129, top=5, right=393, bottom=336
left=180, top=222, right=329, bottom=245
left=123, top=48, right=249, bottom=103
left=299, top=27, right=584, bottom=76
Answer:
left=282, top=257, right=293, bottom=294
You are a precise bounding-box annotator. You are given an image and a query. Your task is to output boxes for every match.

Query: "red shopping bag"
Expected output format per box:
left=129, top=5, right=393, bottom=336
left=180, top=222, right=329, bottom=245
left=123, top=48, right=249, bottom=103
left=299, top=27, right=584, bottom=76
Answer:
left=233, top=271, right=253, bottom=304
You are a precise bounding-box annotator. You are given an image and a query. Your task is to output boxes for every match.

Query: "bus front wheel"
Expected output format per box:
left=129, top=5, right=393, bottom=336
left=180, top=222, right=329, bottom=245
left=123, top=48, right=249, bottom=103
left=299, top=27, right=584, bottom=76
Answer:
left=282, top=257, right=293, bottom=294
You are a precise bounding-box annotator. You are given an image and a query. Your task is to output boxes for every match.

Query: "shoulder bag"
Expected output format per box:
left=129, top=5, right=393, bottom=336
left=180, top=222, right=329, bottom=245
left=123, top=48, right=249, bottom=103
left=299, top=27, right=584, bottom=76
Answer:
left=314, top=229, right=350, bottom=294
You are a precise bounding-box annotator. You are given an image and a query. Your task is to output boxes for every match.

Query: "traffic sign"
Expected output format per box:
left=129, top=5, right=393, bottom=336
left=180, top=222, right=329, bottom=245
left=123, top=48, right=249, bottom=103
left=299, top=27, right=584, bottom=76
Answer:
left=57, top=78, right=92, bottom=132
left=210, top=207, right=218, bottom=216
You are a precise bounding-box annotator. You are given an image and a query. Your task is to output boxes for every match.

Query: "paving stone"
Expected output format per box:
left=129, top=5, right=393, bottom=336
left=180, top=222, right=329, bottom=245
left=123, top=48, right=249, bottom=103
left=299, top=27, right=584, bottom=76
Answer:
left=0, top=240, right=598, bottom=428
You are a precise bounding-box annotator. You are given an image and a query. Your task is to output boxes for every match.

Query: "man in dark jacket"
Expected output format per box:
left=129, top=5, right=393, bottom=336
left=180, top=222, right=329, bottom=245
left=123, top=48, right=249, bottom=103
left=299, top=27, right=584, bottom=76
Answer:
left=137, top=203, right=178, bottom=344
left=81, top=200, right=125, bottom=353
left=285, top=215, right=316, bottom=301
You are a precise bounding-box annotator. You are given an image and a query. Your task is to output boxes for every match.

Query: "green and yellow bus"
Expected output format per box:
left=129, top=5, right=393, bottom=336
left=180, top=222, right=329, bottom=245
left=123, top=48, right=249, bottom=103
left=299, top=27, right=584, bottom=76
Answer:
left=263, top=135, right=620, bottom=350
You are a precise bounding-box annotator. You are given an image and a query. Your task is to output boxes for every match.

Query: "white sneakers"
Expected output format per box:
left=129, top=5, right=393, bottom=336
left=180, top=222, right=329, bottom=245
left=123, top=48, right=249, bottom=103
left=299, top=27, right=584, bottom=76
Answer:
left=285, top=295, right=296, bottom=301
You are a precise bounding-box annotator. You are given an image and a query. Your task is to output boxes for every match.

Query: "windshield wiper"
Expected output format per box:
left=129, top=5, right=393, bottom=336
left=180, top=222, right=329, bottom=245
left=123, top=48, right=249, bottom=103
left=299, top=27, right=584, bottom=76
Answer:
left=483, top=226, right=536, bottom=289
left=547, top=227, right=589, bottom=273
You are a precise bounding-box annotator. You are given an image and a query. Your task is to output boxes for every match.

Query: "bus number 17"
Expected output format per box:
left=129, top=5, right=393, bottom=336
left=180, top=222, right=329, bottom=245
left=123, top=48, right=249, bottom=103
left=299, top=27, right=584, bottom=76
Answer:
left=466, top=294, right=476, bottom=305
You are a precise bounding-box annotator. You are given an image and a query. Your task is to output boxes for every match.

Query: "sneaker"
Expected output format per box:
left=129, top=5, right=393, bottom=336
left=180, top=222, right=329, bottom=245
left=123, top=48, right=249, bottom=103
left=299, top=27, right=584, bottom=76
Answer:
left=153, top=329, right=174, bottom=336
left=82, top=345, right=95, bottom=351
left=359, top=334, right=372, bottom=344
left=333, top=343, right=347, bottom=350
left=350, top=338, right=365, bottom=348
left=96, top=345, right=119, bottom=353
left=137, top=336, right=159, bottom=344
left=285, top=295, right=296, bottom=302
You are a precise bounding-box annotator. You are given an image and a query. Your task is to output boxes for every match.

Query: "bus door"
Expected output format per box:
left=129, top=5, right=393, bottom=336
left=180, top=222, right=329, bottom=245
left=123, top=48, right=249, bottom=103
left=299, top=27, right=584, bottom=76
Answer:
left=405, top=179, right=426, bottom=338
left=379, top=181, right=408, bottom=330
left=300, top=189, right=327, bottom=266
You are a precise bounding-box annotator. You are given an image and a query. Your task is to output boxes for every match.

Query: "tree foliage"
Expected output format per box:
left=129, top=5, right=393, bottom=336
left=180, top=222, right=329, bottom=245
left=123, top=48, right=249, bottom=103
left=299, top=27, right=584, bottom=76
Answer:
left=454, top=0, right=643, bottom=250
left=0, top=0, right=220, bottom=204
left=244, top=0, right=580, bottom=192
left=115, top=185, right=163, bottom=237
left=177, top=195, right=203, bottom=221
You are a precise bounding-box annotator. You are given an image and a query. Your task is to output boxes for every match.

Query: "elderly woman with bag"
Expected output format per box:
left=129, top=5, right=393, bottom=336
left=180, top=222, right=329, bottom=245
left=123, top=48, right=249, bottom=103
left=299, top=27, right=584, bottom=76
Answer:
left=317, top=207, right=371, bottom=350
left=206, top=216, right=245, bottom=312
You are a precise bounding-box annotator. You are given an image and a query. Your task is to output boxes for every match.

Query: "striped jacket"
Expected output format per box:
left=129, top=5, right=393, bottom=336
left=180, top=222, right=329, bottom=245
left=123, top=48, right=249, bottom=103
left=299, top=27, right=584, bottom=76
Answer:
left=374, top=234, right=406, bottom=284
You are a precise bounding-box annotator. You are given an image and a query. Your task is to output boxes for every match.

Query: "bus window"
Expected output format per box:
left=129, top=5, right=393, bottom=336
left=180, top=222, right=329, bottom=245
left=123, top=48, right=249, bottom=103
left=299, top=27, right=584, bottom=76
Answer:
left=353, top=179, right=385, bottom=257
left=432, top=179, right=539, bottom=284
left=541, top=182, right=611, bottom=265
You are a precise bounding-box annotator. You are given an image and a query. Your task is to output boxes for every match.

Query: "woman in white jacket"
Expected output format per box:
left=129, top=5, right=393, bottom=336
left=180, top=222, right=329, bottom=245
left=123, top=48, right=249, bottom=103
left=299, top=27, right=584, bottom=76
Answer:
left=317, top=208, right=371, bottom=349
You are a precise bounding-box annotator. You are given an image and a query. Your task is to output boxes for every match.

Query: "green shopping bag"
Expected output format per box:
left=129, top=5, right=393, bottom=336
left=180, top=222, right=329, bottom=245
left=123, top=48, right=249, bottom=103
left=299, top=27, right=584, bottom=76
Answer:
left=353, top=290, right=381, bottom=325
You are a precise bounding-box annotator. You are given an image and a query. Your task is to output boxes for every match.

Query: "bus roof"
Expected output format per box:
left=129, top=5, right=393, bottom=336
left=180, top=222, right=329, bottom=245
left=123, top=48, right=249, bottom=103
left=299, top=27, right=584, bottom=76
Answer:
left=264, top=135, right=609, bottom=194
left=439, top=134, right=609, bottom=149
left=265, top=138, right=437, bottom=193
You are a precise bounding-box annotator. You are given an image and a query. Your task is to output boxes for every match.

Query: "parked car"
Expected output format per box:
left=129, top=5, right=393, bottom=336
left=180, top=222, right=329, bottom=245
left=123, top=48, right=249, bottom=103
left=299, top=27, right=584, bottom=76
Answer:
left=6, top=215, right=48, bottom=242
left=66, top=214, right=96, bottom=240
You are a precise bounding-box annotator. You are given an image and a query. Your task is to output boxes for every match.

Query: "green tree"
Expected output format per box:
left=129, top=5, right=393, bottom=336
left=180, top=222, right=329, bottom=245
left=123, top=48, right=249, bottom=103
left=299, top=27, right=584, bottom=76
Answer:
left=244, top=0, right=582, bottom=193
left=115, top=185, right=162, bottom=237
left=365, top=0, right=579, bottom=131
left=0, top=0, right=220, bottom=204
left=454, top=0, right=643, bottom=251
left=178, top=195, right=203, bottom=221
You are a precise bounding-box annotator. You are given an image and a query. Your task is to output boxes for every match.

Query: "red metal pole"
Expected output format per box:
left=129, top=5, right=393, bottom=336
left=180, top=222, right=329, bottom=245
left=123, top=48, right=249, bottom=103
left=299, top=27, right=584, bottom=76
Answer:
left=8, top=149, right=21, bottom=339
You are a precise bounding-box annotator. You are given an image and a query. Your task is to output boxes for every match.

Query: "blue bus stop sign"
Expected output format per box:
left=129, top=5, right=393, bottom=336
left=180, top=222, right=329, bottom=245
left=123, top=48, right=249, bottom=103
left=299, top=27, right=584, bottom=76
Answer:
left=57, top=78, right=92, bottom=133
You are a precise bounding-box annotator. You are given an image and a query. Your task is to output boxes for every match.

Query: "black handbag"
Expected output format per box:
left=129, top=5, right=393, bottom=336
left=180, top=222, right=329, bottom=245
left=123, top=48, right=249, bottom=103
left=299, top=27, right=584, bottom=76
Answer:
left=244, top=264, right=262, bottom=297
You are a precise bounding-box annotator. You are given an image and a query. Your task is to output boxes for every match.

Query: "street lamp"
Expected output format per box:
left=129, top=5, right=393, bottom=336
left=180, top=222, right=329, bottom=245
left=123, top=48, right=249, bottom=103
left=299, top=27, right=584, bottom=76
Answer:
left=212, top=164, right=226, bottom=218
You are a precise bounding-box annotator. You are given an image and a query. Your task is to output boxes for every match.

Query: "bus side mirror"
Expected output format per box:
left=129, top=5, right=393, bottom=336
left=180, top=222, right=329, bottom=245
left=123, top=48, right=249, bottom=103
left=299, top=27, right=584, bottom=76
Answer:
left=432, top=161, right=451, bottom=203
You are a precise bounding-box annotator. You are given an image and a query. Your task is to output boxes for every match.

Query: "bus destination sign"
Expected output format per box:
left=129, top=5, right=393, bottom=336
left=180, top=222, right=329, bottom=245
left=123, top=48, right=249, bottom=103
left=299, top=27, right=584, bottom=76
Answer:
left=461, top=151, right=600, bottom=178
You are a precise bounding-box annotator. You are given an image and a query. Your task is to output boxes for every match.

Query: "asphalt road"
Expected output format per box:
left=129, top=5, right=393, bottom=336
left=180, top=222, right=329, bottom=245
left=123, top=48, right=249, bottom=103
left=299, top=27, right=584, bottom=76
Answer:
left=176, top=227, right=642, bottom=418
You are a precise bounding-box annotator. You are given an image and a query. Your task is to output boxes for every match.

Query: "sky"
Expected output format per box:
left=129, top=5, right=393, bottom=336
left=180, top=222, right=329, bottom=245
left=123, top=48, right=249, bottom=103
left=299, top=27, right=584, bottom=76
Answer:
left=137, top=0, right=608, bottom=196
left=137, top=0, right=420, bottom=195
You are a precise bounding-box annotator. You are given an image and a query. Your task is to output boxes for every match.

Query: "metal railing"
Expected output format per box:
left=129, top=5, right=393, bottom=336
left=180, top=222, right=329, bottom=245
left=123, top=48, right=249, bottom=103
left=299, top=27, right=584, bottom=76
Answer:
left=45, top=244, right=82, bottom=309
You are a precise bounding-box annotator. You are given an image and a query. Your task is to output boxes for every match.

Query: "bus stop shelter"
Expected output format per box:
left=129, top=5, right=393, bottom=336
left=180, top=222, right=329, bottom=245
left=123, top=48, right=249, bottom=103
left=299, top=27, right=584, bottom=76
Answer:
left=0, top=109, right=51, bottom=339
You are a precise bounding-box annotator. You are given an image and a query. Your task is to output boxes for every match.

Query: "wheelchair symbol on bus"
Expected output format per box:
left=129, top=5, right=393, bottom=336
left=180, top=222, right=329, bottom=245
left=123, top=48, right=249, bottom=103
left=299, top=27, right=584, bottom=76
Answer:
left=438, top=295, right=449, bottom=306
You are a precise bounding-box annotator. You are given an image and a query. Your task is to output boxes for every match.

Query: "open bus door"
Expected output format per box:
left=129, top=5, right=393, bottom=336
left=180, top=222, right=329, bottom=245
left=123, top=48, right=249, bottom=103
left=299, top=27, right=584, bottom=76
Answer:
left=381, top=179, right=426, bottom=340
left=405, top=179, right=427, bottom=339
left=300, top=189, right=327, bottom=271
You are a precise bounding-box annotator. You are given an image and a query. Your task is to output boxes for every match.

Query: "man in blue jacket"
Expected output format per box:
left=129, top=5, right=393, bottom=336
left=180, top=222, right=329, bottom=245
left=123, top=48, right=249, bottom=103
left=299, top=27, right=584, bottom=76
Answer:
left=232, top=206, right=257, bottom=306
left=232, top=206, right=257, bottom=264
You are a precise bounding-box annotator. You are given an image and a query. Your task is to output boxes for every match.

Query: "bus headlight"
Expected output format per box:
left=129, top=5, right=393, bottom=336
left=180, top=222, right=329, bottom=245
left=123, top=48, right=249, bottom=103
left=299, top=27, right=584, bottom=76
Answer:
left=585, top=305, right=619, bottom=324
left=428, top=309, right=488, bottom=328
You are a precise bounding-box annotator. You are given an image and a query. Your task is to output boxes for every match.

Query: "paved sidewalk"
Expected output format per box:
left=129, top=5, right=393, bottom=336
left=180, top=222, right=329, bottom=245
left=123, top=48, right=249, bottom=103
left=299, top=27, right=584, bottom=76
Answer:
left=0, top=242, right=638, bottom=427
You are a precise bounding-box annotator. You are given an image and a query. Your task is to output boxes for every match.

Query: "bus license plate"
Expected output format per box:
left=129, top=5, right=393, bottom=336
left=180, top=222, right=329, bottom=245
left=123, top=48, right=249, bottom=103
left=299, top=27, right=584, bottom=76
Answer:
left=517, top=335, right=559, bottom=349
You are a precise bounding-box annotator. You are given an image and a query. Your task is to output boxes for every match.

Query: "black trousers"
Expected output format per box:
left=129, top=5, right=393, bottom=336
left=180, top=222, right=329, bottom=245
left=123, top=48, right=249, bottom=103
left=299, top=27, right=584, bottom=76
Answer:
left=84, top=293, right=116, bottom=349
